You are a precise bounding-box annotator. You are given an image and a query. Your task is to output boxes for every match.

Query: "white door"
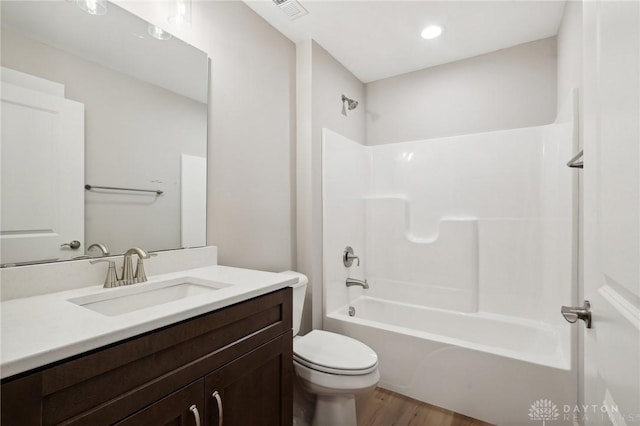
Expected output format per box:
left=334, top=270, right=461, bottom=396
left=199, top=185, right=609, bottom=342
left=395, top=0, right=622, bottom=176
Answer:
left=1, top=81, right=85, bottom=265
left=582, top=1, right=640, bottom=425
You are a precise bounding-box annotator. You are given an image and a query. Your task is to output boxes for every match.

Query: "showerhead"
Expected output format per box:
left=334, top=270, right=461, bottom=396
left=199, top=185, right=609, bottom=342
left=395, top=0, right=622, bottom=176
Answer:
left=341, top=94, right=358, bottom=111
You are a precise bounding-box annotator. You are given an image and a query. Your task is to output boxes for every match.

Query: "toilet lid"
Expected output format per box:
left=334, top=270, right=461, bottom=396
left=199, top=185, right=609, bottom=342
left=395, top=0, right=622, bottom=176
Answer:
left=293, top=330, right=378, bottom=375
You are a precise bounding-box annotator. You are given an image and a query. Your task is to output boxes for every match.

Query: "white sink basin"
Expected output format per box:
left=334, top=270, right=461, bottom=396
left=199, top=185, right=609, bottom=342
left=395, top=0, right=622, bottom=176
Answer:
left=68, top=277, right=231, bottom=316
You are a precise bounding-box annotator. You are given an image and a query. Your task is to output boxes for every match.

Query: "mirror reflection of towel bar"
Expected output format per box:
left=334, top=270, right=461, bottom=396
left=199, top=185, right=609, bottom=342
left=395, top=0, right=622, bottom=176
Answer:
left=84, top=184, right=163, bottom=195
left=567, top=150, right=583, bottom=169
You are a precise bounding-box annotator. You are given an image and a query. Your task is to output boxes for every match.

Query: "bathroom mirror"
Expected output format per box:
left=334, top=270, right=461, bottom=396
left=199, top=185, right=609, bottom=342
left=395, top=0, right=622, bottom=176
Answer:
left=0, top=1, right=208, bottom=266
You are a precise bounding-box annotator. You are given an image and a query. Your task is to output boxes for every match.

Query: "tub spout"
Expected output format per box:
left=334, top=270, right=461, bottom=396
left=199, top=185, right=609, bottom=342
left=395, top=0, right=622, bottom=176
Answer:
left=346, top=278, right=369, bottom=289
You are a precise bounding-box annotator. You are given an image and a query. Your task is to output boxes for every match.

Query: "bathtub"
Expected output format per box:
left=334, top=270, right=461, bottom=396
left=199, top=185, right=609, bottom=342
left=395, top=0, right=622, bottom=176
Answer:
left=324, top=296, right=577, bottom=426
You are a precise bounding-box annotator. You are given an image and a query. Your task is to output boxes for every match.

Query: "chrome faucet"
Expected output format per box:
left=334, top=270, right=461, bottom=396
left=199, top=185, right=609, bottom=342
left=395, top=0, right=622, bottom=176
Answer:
left=122, top=247, right=156, bottom=285
left=87, top=242, right=110, bottom=257
left=346, top=277, right=369, bottom=289
left=90, top=247, right=156, bottom=288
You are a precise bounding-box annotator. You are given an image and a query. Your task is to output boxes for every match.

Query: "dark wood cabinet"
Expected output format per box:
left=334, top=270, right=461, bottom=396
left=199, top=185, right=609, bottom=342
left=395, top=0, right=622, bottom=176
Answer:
left=205, top=332, right=293, bottom=426
left=1, top=287, right=293, bottom=426
left=115, top=380, right=204, bottom=426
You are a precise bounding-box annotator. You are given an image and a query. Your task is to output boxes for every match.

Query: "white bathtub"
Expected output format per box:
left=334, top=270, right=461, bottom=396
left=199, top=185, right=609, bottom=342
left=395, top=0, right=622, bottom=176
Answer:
left=325, top=296, right=577, bottom=426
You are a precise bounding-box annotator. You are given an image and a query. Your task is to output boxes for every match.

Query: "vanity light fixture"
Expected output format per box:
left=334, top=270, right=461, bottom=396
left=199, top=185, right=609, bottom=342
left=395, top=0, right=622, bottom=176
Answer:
left=168, top=0, right=192, bottom=26
left=77, top=0, right=107, bottom=16
left=148, top=24, right=172, bottom=41
left=421, top=25, right=443, bottom=40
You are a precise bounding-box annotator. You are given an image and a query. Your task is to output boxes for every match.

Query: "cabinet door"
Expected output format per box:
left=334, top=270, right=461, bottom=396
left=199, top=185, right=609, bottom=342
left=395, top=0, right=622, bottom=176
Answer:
left=115, top=380, right=204, bottom=426
left=205, top=332, right=293, bottom=426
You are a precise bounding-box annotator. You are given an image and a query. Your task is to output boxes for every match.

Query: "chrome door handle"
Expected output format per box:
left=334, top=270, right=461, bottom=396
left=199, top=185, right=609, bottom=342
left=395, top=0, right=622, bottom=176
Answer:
left=212, top=391, right=223, bottom=426
left=189, top=404, right=201, bottom=426
left=561, top=300, right=592, bottom=328
left=60, top=240, right=81, bottom=249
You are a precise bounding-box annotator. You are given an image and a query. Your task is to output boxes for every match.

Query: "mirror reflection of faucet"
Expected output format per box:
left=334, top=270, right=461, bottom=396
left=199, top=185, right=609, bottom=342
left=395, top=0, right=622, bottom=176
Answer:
left=343, top=246, right=360, bottom=267
left=88, top=242, right=110, bottom=257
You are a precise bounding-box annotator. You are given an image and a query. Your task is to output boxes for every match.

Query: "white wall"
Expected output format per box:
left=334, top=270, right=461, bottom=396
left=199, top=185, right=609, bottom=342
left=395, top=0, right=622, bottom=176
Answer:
left=557, top=1, right=583, bottom=112
left=296, top=41, right=365, bottom=332
left=365, top=37, right=558, bottom=145
left=311, top=43, right=366, bottom=145
left=1, top=27, right=206, bottom=256
left=556, top=0, right=584, bottom=413
left=117, top=0, right=296, bottom=272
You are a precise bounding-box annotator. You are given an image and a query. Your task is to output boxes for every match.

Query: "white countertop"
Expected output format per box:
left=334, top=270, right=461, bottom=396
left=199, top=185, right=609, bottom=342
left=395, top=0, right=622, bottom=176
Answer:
left=1, top=265, right=297, bottom=379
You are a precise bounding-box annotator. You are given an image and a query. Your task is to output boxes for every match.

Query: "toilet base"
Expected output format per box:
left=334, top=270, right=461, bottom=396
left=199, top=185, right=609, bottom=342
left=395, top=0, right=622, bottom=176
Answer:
left=294, top=359, right=379, bottom=426
left=312, top=395, right=357, bottom=426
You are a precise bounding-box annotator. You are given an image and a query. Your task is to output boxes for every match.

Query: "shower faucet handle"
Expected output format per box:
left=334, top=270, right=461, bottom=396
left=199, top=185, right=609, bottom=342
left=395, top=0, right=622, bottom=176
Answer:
left=561, top=300, right=592, bottom=328
left=343, top=246, right=360, bottom=267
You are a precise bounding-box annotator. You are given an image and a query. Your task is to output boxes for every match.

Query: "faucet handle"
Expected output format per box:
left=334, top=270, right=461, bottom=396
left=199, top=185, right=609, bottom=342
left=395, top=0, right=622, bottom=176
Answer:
left=343, top=246, right=360, bottom=267
left=90, top=259, right=119, bottom=288
left=133, top=252, right=157, bottom=283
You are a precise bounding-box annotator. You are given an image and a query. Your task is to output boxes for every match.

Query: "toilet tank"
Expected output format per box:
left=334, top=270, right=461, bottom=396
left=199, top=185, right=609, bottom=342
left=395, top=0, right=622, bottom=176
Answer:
left=280, top=271, right=308, bottom=336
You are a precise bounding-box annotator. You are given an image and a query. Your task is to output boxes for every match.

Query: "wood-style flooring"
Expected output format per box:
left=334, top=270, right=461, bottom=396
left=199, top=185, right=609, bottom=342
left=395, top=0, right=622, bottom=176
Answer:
left=356, top=388, right=495, bottom=426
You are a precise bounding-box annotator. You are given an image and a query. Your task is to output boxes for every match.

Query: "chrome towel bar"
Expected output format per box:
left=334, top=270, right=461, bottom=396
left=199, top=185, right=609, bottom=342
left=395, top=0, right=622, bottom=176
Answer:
left=567, top=150, right=583, bottom=169
left=85, top=184, right=163, bottom=195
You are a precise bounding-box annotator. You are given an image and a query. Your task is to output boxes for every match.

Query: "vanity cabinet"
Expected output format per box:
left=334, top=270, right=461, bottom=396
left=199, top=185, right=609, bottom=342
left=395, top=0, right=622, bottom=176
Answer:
left=204, top=330, right=291, bottom=426
left=1, top=287, right=293, bottom=426
left=115, top=379, right=204, bottom=426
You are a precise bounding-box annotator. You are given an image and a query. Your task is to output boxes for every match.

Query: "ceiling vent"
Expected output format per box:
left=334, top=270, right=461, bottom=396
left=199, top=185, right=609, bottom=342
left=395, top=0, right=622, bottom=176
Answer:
left=272, top=0, right=308, bottom=20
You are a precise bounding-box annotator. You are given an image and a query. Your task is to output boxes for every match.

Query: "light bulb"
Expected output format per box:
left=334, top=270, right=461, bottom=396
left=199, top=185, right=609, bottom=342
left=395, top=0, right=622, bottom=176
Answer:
left=77, top=0, right=107, bottom=15
left=168, top=0, right=192, bottom=26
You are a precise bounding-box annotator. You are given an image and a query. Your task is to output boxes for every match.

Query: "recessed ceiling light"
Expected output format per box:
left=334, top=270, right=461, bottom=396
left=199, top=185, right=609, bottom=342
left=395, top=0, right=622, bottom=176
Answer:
left=421, top=25, right=443, bottom=40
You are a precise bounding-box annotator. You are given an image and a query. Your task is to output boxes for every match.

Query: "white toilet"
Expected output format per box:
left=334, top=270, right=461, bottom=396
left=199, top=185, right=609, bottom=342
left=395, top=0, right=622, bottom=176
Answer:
left=282, top=271, right=380, bottom=426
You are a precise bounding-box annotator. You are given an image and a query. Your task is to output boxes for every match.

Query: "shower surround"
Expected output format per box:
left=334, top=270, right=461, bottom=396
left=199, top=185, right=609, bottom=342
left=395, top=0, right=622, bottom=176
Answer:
left=322, top=94, right=578, bottom=425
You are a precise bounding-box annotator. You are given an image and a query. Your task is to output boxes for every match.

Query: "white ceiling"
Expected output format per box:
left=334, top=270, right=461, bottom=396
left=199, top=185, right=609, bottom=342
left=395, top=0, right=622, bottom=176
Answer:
left=244, top=0, right=566, bottom=83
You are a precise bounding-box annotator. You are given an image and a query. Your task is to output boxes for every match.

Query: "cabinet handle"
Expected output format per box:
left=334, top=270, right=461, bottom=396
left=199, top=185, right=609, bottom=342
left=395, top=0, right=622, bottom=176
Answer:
left=212, top=391, right=223, bottom=426
left=189, top=404, right=201, bottom=426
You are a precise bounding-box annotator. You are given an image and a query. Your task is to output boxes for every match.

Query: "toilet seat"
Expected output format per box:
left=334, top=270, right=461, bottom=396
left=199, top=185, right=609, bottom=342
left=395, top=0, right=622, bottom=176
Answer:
left=293, top=330, right=378, bottom=375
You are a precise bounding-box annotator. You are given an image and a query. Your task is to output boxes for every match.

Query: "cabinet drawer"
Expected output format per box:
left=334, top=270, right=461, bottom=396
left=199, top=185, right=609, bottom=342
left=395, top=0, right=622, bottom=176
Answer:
left=1, top=287, right=292, bottom=426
